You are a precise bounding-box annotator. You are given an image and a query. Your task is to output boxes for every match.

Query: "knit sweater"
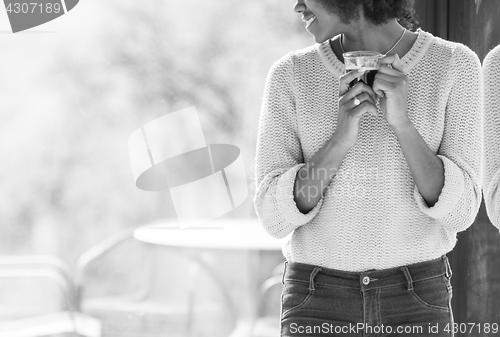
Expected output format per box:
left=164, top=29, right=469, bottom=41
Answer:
left=483, top=45, right=500, bottom=230
left=254, top=29, right=483, bottom=272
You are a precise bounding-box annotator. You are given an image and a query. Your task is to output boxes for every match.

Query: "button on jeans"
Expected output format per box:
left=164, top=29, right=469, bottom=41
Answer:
left=280, top=256, right=454, bottom=336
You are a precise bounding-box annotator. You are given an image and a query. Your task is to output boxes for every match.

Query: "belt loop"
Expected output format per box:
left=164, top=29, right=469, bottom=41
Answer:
left=400, top=266, right=414, bottom=291
left=281, top=261, right=288, bottom=285
left=443, top=255, right=452, bottom=279
left=309, top=266, right=322, bottom=291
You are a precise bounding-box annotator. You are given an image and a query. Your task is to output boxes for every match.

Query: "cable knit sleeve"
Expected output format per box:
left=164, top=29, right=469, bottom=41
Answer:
left=253, top=53, right=325, bottom=238
left=413, top=44, right=483, bottom=232
left=483, top=45, right=500, bottom=230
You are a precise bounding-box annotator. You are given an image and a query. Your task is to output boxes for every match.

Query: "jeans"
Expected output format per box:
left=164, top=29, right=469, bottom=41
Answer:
left=280, top=256, right=454, bottom=336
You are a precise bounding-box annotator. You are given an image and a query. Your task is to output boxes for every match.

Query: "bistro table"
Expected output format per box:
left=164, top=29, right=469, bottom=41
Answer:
left=133, top=218, right=288, bottom=336
left=133, top=218, right=287, bottom=250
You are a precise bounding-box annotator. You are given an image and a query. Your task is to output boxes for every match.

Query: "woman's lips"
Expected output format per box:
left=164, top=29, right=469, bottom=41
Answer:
left=304, top=15, right=317, bottom=28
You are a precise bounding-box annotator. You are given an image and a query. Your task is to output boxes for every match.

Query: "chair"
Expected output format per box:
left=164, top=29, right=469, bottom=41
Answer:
left=74, top=227, right=237, bottom=337
left=0, top=255, right=101, bottom=337
left=0, top=227, right=240, bottom=337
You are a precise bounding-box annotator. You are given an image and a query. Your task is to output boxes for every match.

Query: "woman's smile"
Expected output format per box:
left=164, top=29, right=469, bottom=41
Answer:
left=304, top=15, right=317, bottom=29
left=295, top=0, right=343, bottom=42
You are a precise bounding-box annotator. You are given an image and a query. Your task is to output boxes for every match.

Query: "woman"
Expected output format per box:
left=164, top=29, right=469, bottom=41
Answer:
left=484, top=45, right=500, bottom=230
left=253, top=0, right=482, bottom=335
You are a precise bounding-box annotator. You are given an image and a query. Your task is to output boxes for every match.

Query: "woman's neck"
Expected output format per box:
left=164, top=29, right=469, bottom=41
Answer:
left=332, top=20, right=418, bottom=62
left=342, top=20, right=406, bottom=54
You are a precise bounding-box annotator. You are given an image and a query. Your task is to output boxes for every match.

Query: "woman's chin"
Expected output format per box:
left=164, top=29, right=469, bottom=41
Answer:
left=312, top=34, right=329, bottom=43
left=309, top=30, right=334, bottom=44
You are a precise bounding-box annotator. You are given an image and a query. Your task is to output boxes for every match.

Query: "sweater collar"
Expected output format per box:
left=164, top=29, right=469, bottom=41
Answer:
left=317, top=28, right=432, bottom=78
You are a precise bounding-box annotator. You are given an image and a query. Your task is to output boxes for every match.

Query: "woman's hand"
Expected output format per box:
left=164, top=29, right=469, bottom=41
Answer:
left=372, top=54, right=412, bottom=132
left=335, top=69, right=378, bottom=149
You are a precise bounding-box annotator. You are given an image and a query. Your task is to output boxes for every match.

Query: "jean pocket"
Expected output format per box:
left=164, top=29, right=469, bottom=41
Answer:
left=409, top=275, right=451, bottom=312
left=281, top=280, right=315, bottom=318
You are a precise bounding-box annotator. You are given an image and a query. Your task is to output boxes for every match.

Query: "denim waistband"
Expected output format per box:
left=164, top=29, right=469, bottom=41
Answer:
left=282, top=256, right=452, bottom=291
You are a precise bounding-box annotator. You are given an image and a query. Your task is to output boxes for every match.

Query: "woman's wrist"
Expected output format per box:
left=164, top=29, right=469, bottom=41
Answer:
left=390, top=118, right=414, bottom=137
left=330, top=132, right=356, bottom=152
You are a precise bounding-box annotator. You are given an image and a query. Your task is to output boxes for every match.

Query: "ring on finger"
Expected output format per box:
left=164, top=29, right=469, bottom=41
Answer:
left=354, top=96, right=361, bottom=106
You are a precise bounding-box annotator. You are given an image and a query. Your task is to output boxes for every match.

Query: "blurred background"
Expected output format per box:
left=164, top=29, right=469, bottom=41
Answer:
left=0, top=0, right=310, bottom=336
left=0, top=0, right=499, bottom=336
left=0, top=0, right=310, bottom=261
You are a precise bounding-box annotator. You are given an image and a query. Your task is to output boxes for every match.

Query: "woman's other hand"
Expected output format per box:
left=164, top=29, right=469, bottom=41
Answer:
left=373, top=54, right=411, bottom=132
left=335, top=69, right=378, bottom=149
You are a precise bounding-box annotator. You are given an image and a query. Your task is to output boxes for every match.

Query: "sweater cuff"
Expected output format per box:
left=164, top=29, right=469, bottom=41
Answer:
left=413, top=155, right=464, bottom=219
left=276, top=163, right=325, bottom=226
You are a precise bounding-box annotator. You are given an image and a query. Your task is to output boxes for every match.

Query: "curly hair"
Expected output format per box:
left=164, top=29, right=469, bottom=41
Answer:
left=316, top=0, right=418, bottom=30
